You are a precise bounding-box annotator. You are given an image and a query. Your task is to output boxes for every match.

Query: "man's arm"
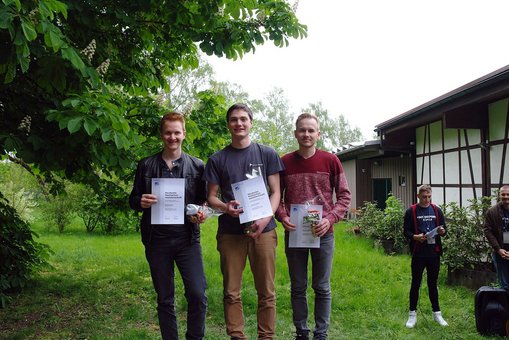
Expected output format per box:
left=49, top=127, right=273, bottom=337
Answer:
left=325, top=160, right=351, bottom=225
left=129, top=161, right=158, bottom=211
left=484, top=208, right=502, bottom=252
left=207, top=182, right=242, bottom=218
left=484, top=209, right=509, bottom=260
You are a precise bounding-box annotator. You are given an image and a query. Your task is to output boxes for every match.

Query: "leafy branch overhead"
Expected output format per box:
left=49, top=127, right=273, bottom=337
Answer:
left=0, top=0, right=307, bottom=185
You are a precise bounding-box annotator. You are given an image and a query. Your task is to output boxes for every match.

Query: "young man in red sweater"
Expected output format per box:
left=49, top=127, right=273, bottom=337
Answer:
left=276, top=113, right=351, bottom=340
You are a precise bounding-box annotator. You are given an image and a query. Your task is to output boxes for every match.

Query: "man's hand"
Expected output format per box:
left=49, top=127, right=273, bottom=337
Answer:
left=437, top=226, right=446, bottom=235
left=188, top=211, right=206, bottom=224
left=225, top=200, right=243, bottom=218
left=247, top=216, right=272, bottom=239
left=413, top=233, right=427, bottom=243
left=140, top=194, right=157, bottom=209
left=498, top=249, right=509, bottom=260
left=281, top=216, right=296, bottom=232
left=313, top=218, right=331, bottom=237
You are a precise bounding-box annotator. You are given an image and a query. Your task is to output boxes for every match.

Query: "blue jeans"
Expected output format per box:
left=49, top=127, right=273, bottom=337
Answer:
left=493, top=252, right=509, bottom=289
left=284, top=232, right=335, bottom=340
left=145, top=236, right=207, bottom=340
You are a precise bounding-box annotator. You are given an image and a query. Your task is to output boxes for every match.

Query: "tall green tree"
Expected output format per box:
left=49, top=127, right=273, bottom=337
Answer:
left=251, top=87, right=296, bottom=154
left=0, top=0, right=306, bottom=302
left=0, top=0, right=307, bottom=187
left=303, top=102, right=364, bottom=152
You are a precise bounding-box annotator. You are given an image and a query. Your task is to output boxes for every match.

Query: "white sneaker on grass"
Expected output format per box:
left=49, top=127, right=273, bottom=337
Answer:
left=432, top=311, right=448, bottom=326
left=405, top=310, right=417, bottom=328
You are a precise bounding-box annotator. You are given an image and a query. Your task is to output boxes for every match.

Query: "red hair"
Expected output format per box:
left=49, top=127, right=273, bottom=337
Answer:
left=160, top=112, right=185, bottom=132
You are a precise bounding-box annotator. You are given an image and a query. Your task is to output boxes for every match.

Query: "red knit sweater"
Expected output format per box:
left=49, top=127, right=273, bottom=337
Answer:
left=275, top=149, right=351, bottom=233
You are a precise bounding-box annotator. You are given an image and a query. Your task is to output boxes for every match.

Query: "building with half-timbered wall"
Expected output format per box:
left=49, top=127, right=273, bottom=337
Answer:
left=338, top=64, right=509, bottom=209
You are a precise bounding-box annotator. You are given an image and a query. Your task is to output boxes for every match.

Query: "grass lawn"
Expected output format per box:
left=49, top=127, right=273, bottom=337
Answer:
left=0, top=216, right=499, bottom=339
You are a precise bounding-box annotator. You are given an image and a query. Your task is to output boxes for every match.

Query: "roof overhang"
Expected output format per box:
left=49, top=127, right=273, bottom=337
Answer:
left=375, top=64, right=509, bottom=135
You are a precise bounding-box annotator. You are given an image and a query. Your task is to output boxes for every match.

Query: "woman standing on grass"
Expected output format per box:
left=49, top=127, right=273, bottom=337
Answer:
left=403, top=184, right=448, bottom=328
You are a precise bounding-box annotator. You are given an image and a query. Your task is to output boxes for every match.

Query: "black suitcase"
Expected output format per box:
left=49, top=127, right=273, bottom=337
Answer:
left=475, top=286, right=509, bottom=336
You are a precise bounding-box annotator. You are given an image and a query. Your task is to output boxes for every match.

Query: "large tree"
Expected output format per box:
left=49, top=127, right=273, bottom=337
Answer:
left=0, top=0, right=307, bottom=186
left=0, top=0, right=306, bottom=301
left=250, top=87, right=296, bottom=154
left=303, top=102, right=364, bottom=152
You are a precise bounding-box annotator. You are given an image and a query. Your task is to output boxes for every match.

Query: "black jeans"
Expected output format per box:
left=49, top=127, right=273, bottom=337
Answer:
left=409, top=255, right=441, bottom=312
left=145, top=236, right=208, bottom=340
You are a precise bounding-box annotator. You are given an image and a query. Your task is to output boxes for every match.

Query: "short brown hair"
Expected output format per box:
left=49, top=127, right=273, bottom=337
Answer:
left=417, top=184, right=432, bottom=195
left=226, top=103, right=253, bottom=122
left=295, top=112, right=320, bottom=130
left=160, top=112, right=185, bottom=132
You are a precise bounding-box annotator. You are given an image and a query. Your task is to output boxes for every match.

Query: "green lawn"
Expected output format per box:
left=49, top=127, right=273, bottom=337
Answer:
left=0, top=217, right=498, bottom=339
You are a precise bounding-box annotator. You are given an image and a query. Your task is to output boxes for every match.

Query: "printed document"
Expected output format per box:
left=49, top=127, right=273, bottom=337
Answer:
left=231, top=176, right=273, bottom=224
left=151, top=178, right=185, bottom=225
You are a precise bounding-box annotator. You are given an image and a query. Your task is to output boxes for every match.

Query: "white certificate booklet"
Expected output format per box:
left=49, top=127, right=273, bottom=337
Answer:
left=289, top=204, right=323, bottom=248
left=231, top=176, right=273, bottom=224
left=151, top=178, right=185, bottom=225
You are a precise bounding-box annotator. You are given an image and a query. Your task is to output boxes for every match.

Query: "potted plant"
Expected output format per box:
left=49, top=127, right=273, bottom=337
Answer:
left=356, top=201, right=383, bottom=238
left=441, top=196, right=496, bottom=289
left=357, top=194, right=406, bottom=254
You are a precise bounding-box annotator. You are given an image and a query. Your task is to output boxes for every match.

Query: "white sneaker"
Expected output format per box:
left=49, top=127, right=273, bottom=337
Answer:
left=405, top=310, right=417, bottom=328
left=432, top=311, right=448, bottom=326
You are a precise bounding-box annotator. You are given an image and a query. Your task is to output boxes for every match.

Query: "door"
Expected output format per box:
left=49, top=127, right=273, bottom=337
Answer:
left=373, top=178, right=392, bottom=210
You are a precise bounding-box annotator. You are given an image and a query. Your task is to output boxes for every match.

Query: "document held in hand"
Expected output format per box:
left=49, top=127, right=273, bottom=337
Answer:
left=231, top=176, right=273, bottom=224
left=151, top=178, right=185, bottom=225
left=289, top=204, right=323, bottom=248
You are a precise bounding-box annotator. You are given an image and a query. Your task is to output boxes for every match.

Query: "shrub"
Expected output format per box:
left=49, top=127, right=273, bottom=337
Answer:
left=441, top=196, right=493, bottom=270
left=0, top=162, right=41, bottom=222
left=67, top=183, right=102, bottom=232
left=356, top=195, right=406, bottom=253
left=380, top=194, right=406, bottom=251
left=40, top=191, right=76, bottom=233
left=0, top=192, right=51, bottom=308
left=357, top=201, right=384, bottom=238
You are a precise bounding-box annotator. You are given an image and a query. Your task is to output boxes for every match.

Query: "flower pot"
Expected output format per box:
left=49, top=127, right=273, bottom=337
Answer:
left=447, top=264, right=497, bottom=290
left=381, top=239, right=396, bottom=254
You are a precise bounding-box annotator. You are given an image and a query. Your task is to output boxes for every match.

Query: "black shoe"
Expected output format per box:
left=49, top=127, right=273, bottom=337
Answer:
left=295, top=333, right=310, bottom=340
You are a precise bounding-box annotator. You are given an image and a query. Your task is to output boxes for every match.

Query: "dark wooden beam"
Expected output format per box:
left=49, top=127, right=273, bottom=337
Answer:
left=443, top=103, right=488, bottom=129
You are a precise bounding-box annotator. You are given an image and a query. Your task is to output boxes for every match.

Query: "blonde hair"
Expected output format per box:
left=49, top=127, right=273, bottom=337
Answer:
left=417, top=184, right=432, bottom=195
left=295, top=112, right=320, bottom=129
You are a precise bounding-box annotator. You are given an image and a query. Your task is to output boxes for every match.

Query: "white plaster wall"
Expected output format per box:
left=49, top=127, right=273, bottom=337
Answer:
left=489, top=98, right=508, bottom=141
left=432, top=187, right=445, bottom=206
left=444, top=151, right=460, bottom=184
left=341, top=159, right=357, bottom=208
left=443, top=128, right=458, bottom=150
left=429, top=121, right=443, bottom=152
left=462, top=129, right=481, bottom=146
left=460, top=149, right=482, bottom=184
left=430, top=154, right=444, bottom=184
left=415, top=126, right=426, bottom=155
left=446, top=187, right=460, bottom=204
left=461, top=187, right=482, bottom=206
left=490, top=145, right=509, bottom=184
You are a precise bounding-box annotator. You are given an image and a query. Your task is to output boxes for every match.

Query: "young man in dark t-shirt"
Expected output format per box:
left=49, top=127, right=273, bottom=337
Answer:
left=204, top=103, right=283, bottom=340
left=403, top=184, right=447, bottom=328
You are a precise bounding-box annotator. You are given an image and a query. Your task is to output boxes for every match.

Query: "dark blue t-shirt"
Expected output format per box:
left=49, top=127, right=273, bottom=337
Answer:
left=203, top=143, right=284, bottom=235
left=415, top=205, right=439, bottom=257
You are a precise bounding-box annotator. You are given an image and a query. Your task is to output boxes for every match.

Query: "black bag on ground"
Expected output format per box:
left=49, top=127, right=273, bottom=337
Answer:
left=475, top=286, right=509, bottom=336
